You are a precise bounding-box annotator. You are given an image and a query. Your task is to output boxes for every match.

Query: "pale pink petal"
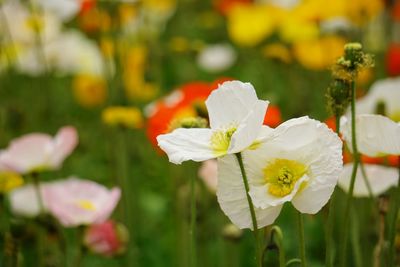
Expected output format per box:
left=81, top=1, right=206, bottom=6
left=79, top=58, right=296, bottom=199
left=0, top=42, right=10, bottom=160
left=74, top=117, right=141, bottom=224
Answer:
left=50, top=126, right=78, bottom=168
left=0, top=134, right=53, bottom=173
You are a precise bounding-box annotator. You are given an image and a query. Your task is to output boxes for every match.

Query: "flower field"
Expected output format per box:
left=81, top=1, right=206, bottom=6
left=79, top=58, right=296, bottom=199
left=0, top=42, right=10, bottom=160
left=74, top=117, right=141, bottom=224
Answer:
left=1, top=0, right=400, bottom=266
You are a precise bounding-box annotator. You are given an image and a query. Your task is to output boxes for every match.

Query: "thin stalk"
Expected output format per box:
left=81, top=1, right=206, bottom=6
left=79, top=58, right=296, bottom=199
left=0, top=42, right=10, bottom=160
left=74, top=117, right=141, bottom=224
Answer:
left=235, top=153, right=262, bottom=267
left=339, top=80, right=360, bottom=267
left=387, top=156, right=400, bottom=266
left=189, top=172, right=197, bottom=267
left=116, top=128, right=137, bottom=267
left=73, top=227, right=85, bottom=267
left=296, top=212, right=306, bottom=267
left=286, top=259, right=301, bottom=266
left=350, top=209, right=362, bottom=267
left=268, top=226, right=286, bottom=267
left=4, top=232, right=19, bottom=267
left=31, top=172, right=45, bottom=215
left=325, top=115, right=341, bottom=267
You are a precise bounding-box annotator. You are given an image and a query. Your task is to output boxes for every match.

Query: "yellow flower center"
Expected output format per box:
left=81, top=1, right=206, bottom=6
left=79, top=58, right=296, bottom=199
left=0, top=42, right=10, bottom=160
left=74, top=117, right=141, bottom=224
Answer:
left=76, top=200, right=96, bottom=211
left=390, top=110, right=400, bottom=123
left=210, top=127, right=237, bottom=155
left=264, top=159, right=308, bottom=197
left=0, top=172, right=24, bottom=193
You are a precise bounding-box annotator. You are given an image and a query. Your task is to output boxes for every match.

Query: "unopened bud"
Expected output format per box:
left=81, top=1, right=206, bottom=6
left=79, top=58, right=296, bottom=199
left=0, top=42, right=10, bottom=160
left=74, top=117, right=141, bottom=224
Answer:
left=168, top=117, right=208, bottom=132
left=84, top=220, right=129, bottom=257
left=222, top=223, right=243, bottom=241
left=326, top=79, right=351, bottom=117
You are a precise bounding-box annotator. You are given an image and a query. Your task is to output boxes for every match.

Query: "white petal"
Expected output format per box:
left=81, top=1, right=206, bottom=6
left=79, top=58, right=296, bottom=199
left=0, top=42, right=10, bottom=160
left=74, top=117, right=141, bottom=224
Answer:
left=228, top=100, right=269, bottom=153
left=206, top=81, right=263, bottom=129
left=157, top=128, right=214, bottom=164
left=338, top=163, right=399, bottom=197
left=250, top=175, right=309, bottom=208
left=249, top=117, right=342, bottom=214
left=217, top=154, right=282, bottom=229
left=341, top=114, right=400, bottom=157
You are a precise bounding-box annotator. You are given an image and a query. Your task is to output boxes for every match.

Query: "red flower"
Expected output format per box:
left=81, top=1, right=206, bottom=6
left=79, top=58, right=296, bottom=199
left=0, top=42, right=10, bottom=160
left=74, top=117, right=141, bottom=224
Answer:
left=386, top=43, right=400, bottom=76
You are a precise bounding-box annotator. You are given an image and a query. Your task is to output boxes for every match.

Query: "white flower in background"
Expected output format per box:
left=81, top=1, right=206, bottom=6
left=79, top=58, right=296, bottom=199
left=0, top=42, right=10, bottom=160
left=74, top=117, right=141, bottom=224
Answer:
left=36, top=0, right=81, bottom=21
left=341, top=114, right=400, bottom=157
left=198, top=160, right=218, bottom=193
left=354, top=77, right=400, bottom=120
left=217, top=117, right=342, bottom=229
left=9, top=183, right=48, bottom=218
left=0, top=126, right=78, bottom=174
left=338, top=163, right=398, bottom=197
left=197, top=44, right=237, bottom=73
left=157, top=81, right=269, bottom=164
left=0, top=1, right=61, bottom=45
left=320, top=18, right=352, bottom=33
left=45, top=30, right=105, bottom=76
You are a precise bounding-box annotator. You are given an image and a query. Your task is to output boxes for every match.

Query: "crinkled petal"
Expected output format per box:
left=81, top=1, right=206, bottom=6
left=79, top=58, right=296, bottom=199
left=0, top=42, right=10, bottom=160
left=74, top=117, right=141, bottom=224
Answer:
left=338, top=163, right=399, bottom=197
left=206, top=81, right=262, bottom=129
left=157, top=128, right=214, bottom=164
left=228, top=100, right=269, bottom=153
left=217, top=154, right=282, bottom=230
left=250, top=175, right=309, bottom=209
left=50, top=126, right=78, bottom=168
left=245, top=117, right=342, bottom=214
left=341, top=114, right=400, bottom=157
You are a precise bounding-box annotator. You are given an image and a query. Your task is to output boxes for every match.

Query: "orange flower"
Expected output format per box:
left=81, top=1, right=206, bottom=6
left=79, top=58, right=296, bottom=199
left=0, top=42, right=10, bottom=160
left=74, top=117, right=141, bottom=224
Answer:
left=263, top=105, right=282, bottom=128
left=214, top=0, right=252, bottom=15
left=386, top=44, right=400, bottom=77
left=73, top=75, right=107, bottom=108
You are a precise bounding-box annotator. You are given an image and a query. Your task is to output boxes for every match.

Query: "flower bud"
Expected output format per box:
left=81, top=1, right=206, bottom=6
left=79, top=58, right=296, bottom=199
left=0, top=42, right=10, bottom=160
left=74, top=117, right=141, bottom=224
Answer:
left=326, top=79, right=351, bottom=117
left=84, top=220, right=129, bottom=257
left=222, top=223, right=243, bottom=241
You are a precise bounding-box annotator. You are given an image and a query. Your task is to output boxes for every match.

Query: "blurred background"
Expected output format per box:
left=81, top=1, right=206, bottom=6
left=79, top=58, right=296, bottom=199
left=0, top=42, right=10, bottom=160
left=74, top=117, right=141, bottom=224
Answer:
left=1, top=0, right=400, bottom=266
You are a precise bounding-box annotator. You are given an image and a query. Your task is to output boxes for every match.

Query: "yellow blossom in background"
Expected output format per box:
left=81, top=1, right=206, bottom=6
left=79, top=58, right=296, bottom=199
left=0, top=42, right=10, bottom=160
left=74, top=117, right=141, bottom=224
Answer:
left=0, top=172, right=24, bottom=193
left=118, top=4, right=138, bottom=26
left=102, top=106, right=143, bottom=129
left=122, top=45, right=158, bottom=101
left=142, top=0, right=177, bottom=18
left=293, top=36, right=346, bottom=70
left=262, top=43, right=292, bottom=63
left=100, top=37, right=115, bottom=59
left=357, top=68, right=374, bottom=86
left=227, top=4, right=283, bottom=47
left=279, top=17, right=319, bottom=43
left=346, top=0, right=384, bottom=25
left=73, top=75, right=107, bottom=108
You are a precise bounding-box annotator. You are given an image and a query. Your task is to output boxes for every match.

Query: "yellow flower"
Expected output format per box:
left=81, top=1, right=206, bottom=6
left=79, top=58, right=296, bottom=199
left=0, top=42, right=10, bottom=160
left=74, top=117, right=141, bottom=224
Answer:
left=262, top=43, right=292, bottom=63
left=279, top=18, right=319, bottom=43
left=346, top=0, right=383, bottom=25
left=293, top=36, right=346, bottom=70
left=227, top=4, right=282, bottom=47
left=102, top=106, right=143, bottom=129
left=73, top=75, right=107, bottom=108
left=0, top=172, right=24, bottom=193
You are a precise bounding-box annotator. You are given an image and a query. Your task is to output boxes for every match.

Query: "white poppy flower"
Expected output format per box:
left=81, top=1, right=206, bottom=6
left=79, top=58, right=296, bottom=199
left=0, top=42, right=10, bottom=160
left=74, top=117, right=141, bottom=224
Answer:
left=157, top=81, right=269, bottom=164
left=354, top=77, right=400, bottom=120
left=341, top=114, right=400, bottom=157
left=9, top=183, right=48, bottom=218
left=197, top=44, right=237, bottom=73
left=217, top=117, right=343, bottom=229
left=338, top=163, right=398, bottom=197
left=36, top=0, right=81, bottom=21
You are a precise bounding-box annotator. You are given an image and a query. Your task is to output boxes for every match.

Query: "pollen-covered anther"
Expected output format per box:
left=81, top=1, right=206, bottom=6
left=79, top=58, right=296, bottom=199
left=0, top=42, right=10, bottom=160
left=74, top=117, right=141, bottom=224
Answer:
left=264, top=159, right=308, bottom=197
left=210, top=127, right=237, bottom=154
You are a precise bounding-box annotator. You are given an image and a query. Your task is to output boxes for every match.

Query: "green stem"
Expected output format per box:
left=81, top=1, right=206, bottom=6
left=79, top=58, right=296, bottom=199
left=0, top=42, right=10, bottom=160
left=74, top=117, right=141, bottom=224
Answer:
left=189, top=172, right=197, bottom=267
left=325, top=115, right=341, bottom=267
left=116, top=128, right=137, bottom=267
left=4, top=232, right=19, bottom=267
left=296, top=212, right=306, bottom=267
left=31, top=172, right=45, bottom=215
left=388, top=156, right=400, bottom=266
left=350, top=209, right=362, bottom=267
left=286, top=259, right=301, bottom=266
left=339, top=80, right=360, bottom=267
left=269, top=226, right=286, bottom=267
left=235, top=153, right=262, bottom=267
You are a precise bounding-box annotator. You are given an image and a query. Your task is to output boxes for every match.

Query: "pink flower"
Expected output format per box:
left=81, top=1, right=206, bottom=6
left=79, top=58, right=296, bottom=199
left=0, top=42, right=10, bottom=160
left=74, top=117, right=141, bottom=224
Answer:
left=44, top=177, right=121, bottom=227
left=84, top=220, right=128, bottom=257
left=0, top=126, right=78, bottom=174
left=198, top=160, right=218, bottom=193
